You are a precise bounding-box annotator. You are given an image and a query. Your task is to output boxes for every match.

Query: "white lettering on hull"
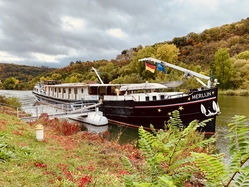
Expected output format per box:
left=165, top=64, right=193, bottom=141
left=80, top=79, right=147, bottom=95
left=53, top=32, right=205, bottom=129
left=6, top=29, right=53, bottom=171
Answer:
left=192, top=91, right=212, bottom=100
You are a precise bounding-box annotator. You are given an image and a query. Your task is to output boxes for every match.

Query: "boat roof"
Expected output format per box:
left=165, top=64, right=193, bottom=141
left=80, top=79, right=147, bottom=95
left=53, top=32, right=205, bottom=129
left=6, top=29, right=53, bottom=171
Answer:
left=89, top=83, right=168, bottom=91
left=44, top=82, right=167, bottom=90
left=45, top=83, right=122, bottom=88
left=161, top=80, right=184, bottom=88
left=119, top=83, right=167, bottom=91
left=88, top=83, right=122, bottom=87
left=45, top=83, right=88, bottom=87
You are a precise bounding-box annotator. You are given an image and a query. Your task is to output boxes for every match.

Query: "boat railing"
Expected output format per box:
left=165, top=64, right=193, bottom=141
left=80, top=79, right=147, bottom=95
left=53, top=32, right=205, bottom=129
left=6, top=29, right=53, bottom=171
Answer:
left=104, top=95, right=135, bottom=101
left=132, top=96, right=137, bottom=101
left=103, top=92, right=186, bottom=102
left=17, top=101, right=100, bottom=120
left=18, top=105, right=65, bottom=118
left=166, top=92, right=185, bottom=99
left=70, top=102, right=98, bottom=110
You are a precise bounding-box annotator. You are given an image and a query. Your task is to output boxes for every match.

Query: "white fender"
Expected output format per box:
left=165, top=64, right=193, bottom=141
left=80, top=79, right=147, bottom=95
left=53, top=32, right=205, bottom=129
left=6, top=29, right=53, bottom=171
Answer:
left=212, top=101, right=218, bottom=111
left=201, top=104, right=206, bottom=114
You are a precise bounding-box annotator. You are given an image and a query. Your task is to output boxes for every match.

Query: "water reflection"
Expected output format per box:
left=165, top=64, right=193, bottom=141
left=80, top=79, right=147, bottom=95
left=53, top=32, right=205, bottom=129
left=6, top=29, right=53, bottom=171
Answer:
left=108, top=123, right=139, bottom=144
left=217, top=95, right=249, bottom=127
left=215, top=95, right=249, bottom=163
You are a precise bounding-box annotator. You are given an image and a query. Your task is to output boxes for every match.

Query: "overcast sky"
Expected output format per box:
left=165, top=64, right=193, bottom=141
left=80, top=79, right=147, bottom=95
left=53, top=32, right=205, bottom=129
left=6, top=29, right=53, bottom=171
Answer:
left=0, top=0, right=248, bottom=68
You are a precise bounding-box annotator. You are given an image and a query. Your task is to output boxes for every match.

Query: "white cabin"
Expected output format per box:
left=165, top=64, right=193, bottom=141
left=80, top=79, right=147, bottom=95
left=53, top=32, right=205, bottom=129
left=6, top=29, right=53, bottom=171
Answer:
left=33, top=81, right=185, bottom=102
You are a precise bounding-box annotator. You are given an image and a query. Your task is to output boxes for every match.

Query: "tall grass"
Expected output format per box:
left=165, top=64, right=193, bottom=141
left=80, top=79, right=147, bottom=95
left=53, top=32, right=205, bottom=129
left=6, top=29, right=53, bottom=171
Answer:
left=219, top=89, right=249, bottom=96
left=0, top=95, right=22, bottom=109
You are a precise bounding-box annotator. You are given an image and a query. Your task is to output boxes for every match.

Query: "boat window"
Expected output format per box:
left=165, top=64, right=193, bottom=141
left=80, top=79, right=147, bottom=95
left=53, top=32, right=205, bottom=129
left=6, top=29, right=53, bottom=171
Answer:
left=160, top=95, right=165, bottom=99
left=146, top=96, right=149, bottom=101
left=59, top=88, right=61, bottom=93
left=69, top=88, right=71, bottom=94
left=89, top=87, right=97, bottom=95
left=100, top=86, right=107, bottom=95
left=81, top=88, right=84, bottom=93
left=44, top=80, right=61, bottom=85
left=153, top=96, right=157, bottom=100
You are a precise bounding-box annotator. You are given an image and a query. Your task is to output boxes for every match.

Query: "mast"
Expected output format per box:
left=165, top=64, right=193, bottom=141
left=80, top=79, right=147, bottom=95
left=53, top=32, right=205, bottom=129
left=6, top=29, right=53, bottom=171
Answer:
left=91, top=67, right=104, bottom=84
left=139, top=57, right=211, bottom=88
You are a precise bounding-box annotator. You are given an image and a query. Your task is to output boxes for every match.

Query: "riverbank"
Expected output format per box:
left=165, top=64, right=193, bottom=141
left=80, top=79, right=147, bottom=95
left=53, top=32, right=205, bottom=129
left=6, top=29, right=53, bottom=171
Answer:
left=219, top=89, right=249, bottom=96
left=0, top=112, right=142, bottom=186
left=0, top=110, right=217, bottom=186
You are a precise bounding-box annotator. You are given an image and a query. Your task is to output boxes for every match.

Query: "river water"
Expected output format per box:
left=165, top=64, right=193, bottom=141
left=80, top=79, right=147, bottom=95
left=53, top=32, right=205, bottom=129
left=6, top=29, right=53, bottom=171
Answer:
left=1, top=90, right=249, bottom=160
left=0, top=90, right=36, bottom=107
left=215, top=95, right=249, bottom=160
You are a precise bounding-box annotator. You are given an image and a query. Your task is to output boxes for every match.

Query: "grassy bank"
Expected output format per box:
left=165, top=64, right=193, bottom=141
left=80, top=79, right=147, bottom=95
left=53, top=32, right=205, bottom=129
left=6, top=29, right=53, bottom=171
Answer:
left=2, top=105, right=249, bottom=186
left=0, top=113, right=141, bottom=186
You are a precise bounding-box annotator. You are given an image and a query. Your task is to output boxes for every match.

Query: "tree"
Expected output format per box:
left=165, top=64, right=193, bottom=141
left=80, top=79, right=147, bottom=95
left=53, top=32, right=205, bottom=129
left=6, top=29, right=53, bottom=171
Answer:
left=129, top=46, right=156, bottom=77
left=231, top=59, right=249, bottom=89
left=40, top=76, right=47, bottom=81
left=111, top=73, right=144, bottom=84
left=97, top=62, right=119, bottom=83
left=156, top=44, right=179, bottom=64
left=3, top=77, right=18, bottom=90
left=235, top=50, right=249, bottom=60
left=69, top=76, right=79, bottom=83
left=69, top=61, right=74, bottom=66
left=51, top=73, right=62, bottom=80
left=213, top=48, right=234, bottom=89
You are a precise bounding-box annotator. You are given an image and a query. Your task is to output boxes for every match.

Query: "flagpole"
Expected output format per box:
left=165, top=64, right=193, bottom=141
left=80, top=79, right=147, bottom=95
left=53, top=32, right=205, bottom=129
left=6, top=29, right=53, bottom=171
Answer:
left=139, top=57, right=211, bottom=88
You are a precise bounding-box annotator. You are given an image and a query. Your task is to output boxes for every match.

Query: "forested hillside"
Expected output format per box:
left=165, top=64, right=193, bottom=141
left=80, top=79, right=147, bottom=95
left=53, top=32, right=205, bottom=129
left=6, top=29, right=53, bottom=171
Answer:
left=173, top=17, right=249, bottom=67
left=1, top=17, right=249, bottom=91
left=0, top=64, right=55, bottom=90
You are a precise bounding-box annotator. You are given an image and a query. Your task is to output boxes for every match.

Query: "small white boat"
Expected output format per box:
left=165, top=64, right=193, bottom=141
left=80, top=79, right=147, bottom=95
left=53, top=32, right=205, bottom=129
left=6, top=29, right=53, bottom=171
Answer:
left=69, top=108, right=108, bottom=133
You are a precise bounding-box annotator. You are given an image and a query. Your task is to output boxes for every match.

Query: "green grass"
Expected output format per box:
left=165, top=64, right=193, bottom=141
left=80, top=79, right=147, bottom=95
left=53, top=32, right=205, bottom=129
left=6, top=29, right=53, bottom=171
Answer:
left=0, top=113, right=141, bottom=187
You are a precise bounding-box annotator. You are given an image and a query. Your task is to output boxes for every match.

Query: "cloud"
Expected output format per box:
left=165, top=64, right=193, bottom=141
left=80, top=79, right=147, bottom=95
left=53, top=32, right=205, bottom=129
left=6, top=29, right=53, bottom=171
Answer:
left=61, top=16, right=86, bottom=31
left=106, top=28, right=128, bottom=39
left=0, top=0, right=248, bottom=68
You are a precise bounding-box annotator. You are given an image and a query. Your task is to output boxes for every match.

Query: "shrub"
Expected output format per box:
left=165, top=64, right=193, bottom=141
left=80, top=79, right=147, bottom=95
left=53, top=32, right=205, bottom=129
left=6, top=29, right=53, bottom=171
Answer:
left=193, top=115, right=249, bottom=187
left=223, top=90, right=236, bottom=96
left=238, top=89, right=249, bottom=96
left=5, top=96, right=22, bottom=109
left=29, top=113, right=81, bottom=136
left=123, top=110, right=216, bottom=186
left=123, top=111, right=249, bottom=186
left=0, top=95, right=22, bottom=109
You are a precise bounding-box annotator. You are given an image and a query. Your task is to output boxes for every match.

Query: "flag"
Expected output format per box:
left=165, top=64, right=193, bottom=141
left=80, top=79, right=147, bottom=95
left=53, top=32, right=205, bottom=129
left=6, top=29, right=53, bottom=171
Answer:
left=157, top=63, right=166, bottom=73
left=145, top=62, right=156, bottom=73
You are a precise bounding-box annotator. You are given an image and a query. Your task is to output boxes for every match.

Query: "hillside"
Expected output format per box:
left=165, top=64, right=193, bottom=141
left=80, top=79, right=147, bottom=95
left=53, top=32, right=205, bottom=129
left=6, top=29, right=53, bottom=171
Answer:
left=0, top=63, right=56, bottom=83
left=117, top=17, right=249, bottom=68
left=174, top=17, right=249, bottom=67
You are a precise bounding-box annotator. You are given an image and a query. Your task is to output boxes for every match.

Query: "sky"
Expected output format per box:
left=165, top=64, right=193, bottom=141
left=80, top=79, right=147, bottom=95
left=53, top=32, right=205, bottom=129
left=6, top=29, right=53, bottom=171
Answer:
left=0, top=0, right=248, bottom=68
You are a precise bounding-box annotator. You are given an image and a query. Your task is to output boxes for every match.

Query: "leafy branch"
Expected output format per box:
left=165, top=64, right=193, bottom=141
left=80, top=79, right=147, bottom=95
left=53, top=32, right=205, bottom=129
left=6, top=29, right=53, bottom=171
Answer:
left=192, top=115, right=249, bottom=187
left=123, top=110, right=216, bottom=186
left=123, top=111, right=249, bottom=186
